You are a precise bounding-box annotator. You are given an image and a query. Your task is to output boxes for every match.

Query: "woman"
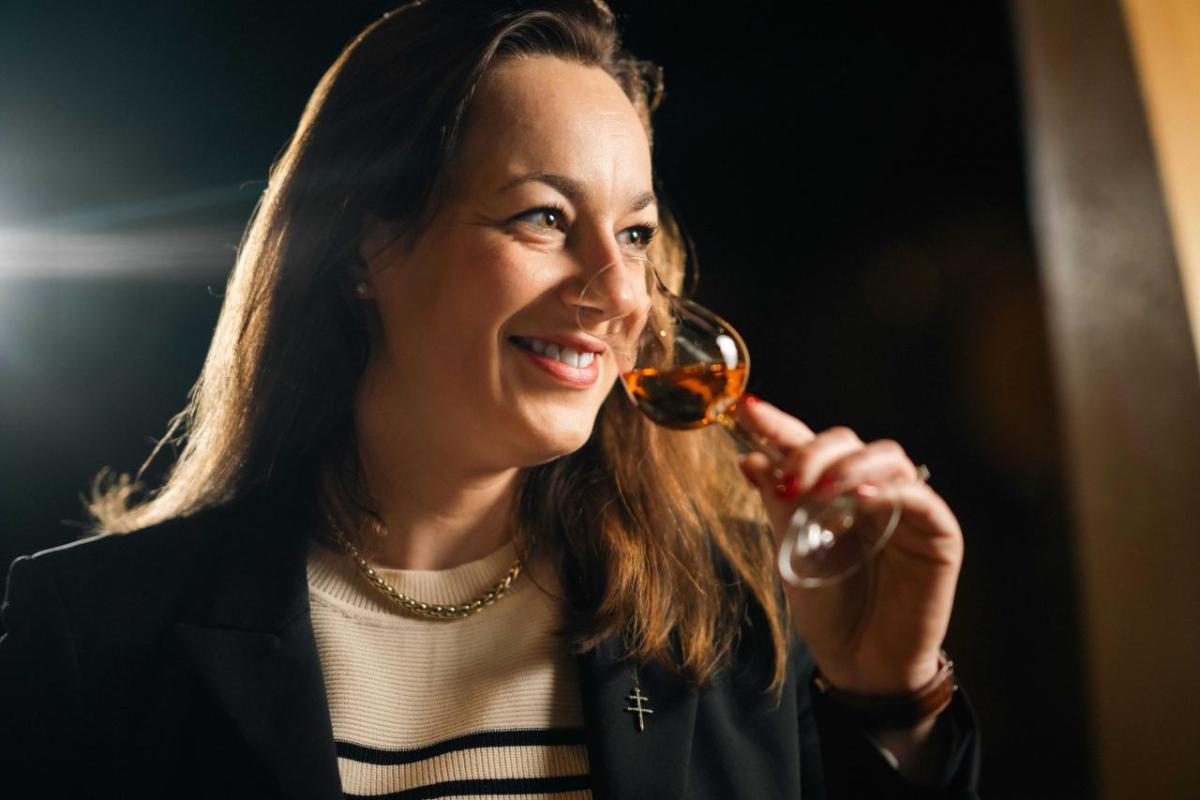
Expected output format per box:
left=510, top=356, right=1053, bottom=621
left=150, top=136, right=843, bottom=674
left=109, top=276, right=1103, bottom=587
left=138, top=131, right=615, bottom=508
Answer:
left=0, top=1, right=979, bottom=797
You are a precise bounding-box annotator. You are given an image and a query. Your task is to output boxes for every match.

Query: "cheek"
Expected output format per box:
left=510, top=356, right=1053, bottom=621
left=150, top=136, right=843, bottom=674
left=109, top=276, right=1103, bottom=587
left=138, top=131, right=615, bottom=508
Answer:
left=480, top=251, right=551, bottom=310
left=372, top=250, right=515, bottom=357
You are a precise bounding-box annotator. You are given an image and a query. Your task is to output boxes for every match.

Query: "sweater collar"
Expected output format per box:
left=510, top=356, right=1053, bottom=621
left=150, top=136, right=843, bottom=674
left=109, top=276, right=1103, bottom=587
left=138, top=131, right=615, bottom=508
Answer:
left=169, top=477, right=699, bottom=800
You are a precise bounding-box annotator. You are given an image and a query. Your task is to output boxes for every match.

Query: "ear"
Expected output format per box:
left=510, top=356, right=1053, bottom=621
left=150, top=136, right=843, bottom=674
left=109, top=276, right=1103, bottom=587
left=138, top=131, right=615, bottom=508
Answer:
left=357, top=213, right=397, bottom=271
left=354, top=214, right=401, bottom=300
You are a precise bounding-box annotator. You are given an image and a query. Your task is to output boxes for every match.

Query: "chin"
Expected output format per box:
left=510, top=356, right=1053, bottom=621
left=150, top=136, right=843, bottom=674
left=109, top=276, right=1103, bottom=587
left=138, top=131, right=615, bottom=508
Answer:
left=517, top=418, right=597, bottom=466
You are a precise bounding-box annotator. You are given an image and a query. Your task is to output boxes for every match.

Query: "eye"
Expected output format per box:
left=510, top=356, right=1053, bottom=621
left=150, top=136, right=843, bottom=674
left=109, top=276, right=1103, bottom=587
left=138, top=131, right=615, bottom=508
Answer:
left=619, top=222, right=659, bottom=250
left=512, top=205, right=568, bottom=233
left=510, top=206, right=658, bottom=250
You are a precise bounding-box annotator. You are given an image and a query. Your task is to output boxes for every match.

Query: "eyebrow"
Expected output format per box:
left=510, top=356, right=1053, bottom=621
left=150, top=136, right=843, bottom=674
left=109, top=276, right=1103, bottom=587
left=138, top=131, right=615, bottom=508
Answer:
left=499, top=172, right=657, bottom=213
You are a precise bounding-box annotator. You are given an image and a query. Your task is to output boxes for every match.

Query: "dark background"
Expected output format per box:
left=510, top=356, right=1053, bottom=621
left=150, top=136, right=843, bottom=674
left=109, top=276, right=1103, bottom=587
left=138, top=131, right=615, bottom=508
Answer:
left=0, top=2, right=1088, bottom=796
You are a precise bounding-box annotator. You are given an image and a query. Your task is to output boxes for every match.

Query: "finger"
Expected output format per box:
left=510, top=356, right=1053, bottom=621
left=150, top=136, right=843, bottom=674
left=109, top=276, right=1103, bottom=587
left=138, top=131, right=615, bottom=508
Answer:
left=853, top=482, right=963, bottom=558
left=773, top=426, right=865, bottom=498
left=738, top=450, right=778, bottom=487
left=811, top=439, right=919, bottom=496
left=734, top=395, right=815, bottom=455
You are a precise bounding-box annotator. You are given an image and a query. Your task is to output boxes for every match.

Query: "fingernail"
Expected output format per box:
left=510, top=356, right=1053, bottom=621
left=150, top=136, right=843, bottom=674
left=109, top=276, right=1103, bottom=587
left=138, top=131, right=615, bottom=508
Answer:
left=737, top=455, right=757, bottom=485
left=741, top=392, right=761, bottom=407
left=855, top=483, right=880, bottom=498
left=812, top=473, right=839, bottom=493
left=774, top=474, right=801, bottom=500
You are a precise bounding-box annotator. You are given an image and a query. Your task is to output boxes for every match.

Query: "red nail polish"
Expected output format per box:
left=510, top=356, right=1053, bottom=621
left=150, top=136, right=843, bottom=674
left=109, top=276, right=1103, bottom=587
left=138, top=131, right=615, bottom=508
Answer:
left=774, top=474, right=801, bottom=500
left=812, top=473, right=839, bottom=492
left=742, top=392, right=761, bottom=407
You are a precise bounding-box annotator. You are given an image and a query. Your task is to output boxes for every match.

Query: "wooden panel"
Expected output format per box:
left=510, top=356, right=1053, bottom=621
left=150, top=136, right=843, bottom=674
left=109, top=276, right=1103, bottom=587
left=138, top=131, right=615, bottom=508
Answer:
left=1122, top=0, right=1200, bottom=372
left=1013, top=0, right=1200, bottom=796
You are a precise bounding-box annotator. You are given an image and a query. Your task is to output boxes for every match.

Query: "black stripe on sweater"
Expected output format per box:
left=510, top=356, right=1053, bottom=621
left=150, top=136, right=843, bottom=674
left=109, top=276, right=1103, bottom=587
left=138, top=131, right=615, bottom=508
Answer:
left=343, top=774, right=591, bottom=799
left=335, top=727, right=588, bottom=766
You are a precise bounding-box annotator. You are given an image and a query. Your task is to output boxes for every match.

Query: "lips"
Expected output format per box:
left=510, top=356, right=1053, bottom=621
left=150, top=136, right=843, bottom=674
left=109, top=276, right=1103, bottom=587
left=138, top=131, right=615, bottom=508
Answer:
left=509, top=336, right=596, bottom=368
left=509, top=336, right=601, bottom=388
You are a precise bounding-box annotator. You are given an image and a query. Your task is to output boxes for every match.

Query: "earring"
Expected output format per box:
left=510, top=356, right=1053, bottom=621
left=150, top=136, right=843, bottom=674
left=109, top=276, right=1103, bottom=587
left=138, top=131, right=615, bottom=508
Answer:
left=353, top=281, right=370, bottom=299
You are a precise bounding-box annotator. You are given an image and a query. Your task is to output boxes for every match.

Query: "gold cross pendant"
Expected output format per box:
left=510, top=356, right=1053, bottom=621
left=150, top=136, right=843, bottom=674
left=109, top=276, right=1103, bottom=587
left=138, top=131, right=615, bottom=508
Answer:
left=624, top=685, right=654, bottom=732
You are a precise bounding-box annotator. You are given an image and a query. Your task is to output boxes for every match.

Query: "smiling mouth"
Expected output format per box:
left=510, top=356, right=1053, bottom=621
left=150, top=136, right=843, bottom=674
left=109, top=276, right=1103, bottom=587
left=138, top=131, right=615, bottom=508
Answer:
left=509, top=336, right=598, bottom=368
left=508, top=336, right=601, bottom=389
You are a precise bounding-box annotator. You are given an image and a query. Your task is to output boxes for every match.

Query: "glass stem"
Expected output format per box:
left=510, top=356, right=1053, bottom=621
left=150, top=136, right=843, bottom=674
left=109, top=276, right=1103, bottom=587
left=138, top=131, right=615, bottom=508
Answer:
left=717, top=413, right=787, bottom=465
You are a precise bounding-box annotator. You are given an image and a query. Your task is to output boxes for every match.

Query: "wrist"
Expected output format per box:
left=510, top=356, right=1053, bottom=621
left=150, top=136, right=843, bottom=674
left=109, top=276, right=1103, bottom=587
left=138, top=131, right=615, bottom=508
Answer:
left=817, top=653, right=942, bottom=695
left=812, top=650, right=957, bottom=732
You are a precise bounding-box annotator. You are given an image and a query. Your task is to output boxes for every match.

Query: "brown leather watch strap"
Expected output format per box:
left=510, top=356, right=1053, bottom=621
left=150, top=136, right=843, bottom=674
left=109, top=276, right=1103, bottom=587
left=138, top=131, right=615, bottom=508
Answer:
left=812, top=651, right=957, bottom=731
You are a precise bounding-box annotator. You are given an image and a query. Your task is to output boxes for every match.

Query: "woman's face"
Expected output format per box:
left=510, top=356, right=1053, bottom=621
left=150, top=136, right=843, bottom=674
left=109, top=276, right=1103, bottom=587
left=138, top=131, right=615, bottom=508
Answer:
left=357, top=55, right=658, bottom=469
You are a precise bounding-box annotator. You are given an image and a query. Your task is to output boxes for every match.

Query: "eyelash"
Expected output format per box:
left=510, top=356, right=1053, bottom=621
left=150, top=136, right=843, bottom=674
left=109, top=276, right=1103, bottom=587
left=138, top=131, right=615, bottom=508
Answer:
left=513, top=204, right=659, bottom=249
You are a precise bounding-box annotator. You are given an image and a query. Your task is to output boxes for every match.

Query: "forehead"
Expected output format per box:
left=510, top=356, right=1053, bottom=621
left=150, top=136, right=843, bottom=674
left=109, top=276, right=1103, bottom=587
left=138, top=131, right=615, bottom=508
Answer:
left=454, top=55, right=653, bottom=199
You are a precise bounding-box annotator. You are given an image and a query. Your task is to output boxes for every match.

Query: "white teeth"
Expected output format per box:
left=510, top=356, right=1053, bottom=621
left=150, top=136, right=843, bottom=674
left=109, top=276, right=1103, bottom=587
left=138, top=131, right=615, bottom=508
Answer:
left=520, top=337, right=595, bottom=369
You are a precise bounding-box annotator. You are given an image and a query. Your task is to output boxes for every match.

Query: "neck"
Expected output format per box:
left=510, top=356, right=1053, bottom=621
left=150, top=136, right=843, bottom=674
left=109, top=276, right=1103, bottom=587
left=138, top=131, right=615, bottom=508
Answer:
left=336, top=360, right=521, bottom=572
left=357, top=446, right=519, bottom=571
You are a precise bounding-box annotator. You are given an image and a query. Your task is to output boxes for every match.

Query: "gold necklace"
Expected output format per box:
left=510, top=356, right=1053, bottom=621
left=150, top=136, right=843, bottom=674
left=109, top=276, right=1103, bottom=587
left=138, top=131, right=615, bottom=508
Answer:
left=321, top=507, right=522, bottom=620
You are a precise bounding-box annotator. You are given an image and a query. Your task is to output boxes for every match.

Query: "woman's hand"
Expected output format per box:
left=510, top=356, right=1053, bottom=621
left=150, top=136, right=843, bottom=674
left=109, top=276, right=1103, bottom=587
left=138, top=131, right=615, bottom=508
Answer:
left=734, top=395, right=964, bottom=695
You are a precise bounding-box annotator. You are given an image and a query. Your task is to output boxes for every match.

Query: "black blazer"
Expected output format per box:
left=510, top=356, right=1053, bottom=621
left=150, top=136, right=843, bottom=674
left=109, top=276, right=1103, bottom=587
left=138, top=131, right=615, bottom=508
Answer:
left=0, top=482, right=980, bottom=799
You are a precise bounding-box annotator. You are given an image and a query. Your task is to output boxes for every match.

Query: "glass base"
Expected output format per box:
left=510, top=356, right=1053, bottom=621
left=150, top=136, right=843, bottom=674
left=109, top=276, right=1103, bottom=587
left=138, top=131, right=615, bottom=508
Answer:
left=777, top=492, right=903, bottom=588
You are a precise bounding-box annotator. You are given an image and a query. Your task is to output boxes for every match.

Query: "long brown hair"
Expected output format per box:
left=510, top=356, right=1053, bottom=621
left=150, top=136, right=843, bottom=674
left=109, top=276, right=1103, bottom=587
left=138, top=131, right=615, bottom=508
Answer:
left=88, top=0, right=789, bottom=693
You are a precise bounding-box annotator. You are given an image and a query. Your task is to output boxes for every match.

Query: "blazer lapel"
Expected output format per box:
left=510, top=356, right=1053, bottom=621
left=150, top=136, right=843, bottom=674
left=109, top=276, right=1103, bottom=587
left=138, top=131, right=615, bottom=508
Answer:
left=170, top=483, right=343, bottom=800
left=577, top=636, right=698, bottom=798
left=165, top=479, right=703, bottom=799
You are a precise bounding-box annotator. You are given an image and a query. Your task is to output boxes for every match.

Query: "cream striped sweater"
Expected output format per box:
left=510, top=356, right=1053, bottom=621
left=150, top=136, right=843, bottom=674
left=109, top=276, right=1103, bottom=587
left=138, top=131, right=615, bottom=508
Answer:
left=305, top=537, right=592, bottom=799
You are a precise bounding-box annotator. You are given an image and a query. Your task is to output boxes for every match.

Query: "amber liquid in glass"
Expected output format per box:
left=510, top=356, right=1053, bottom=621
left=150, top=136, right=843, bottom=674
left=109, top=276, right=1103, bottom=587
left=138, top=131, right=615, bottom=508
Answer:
left=622, top=363, right=748, bottom=430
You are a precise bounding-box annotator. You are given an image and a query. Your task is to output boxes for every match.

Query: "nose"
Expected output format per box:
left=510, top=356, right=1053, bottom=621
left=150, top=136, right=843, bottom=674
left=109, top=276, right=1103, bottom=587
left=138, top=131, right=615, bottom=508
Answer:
left=572, top=258, right=649, bottom=325
left=564, top=232, right=652, bottom=333
left=568, top=255, right=653, bottom=372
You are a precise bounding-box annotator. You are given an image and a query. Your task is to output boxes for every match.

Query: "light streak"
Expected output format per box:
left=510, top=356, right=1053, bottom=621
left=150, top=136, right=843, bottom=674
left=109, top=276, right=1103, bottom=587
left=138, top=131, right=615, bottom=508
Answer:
left=0, top=224, right=244, bottom=280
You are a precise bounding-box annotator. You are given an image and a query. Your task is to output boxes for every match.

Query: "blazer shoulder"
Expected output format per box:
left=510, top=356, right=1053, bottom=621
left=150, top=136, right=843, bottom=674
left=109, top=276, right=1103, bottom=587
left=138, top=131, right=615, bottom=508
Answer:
left=18, top=499, right=241, bottom=580
left=6, top=494, right=264, bottom=638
